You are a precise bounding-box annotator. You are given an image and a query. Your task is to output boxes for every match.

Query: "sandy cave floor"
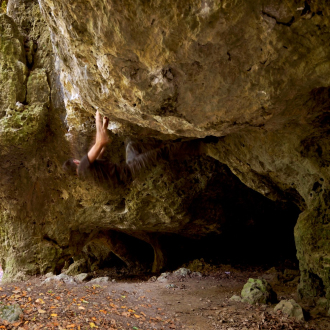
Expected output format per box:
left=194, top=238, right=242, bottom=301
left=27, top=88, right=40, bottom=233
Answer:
left=0, top=266, right=329, bottom=330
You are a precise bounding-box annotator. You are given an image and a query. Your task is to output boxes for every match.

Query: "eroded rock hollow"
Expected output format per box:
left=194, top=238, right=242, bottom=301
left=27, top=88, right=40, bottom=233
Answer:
left=0, top=0, right=330, bottom=308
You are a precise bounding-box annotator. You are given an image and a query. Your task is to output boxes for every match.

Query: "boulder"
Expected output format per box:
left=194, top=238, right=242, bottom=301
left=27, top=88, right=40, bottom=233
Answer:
left=274, top=299, right=304, bottom=321
left=241, top=278, right=277, bottom=305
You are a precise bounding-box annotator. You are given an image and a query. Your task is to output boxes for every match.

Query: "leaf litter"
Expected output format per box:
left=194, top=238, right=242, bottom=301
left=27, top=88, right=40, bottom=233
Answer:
left=0, top=265, right=328, bottom=329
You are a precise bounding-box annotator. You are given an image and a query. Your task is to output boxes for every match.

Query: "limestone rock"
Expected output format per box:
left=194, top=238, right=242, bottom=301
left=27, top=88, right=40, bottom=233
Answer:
left=262, top=267, right=280, bottom=285
left=157, top=272, right=171, bottom=283
left=38, top=0, right=330, bottom=138
left=26, top=69, right=50, bottom=105
left=0, top=13, right=27, bottom=115
left=241, top=278, right=277, bottom=305
left=0, top=0, right=330, bottom=306
left=65, top=259, right=88, bottom=276
left=274, top=299, right=304, bottom=321
left=74, top=273, right=91, bottom=282
left=283, top=269, right=300, bottom=282
left=229, top=295, right=242, bottom=302
left=42, top=273, right=76, bottom=285
left=173, top=268, right=192, bottom=277
left=89, top=277, right=109, bottom=284
left=0, top=304, right=23, bottom=322
left=191, top=272, right=202, bottom=278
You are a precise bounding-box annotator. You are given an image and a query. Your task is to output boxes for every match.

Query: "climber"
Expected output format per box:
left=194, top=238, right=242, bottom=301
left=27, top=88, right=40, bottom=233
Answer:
left=63, top=110, right=214, bottom=187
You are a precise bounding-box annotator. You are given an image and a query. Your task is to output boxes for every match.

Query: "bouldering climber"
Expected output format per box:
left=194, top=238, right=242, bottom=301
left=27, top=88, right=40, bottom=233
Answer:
left=63, top=110, right=214, bottom=187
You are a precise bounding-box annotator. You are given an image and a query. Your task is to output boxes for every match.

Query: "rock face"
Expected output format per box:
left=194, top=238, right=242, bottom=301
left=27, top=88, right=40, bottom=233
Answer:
left=0, top=0, right=330, bottom=309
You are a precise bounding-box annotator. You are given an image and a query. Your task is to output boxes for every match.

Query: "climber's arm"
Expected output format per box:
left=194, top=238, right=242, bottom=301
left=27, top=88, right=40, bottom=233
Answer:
left=87, top=111, right=110, bottom=164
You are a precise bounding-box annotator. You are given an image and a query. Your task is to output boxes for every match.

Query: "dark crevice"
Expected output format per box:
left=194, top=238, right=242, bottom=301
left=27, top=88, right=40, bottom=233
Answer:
left=262, top=11, right=295, bottom=27
left=43, top=235, right=61, bottom=247
left=227, top=51, right=231, bottom=61
left=301, top=1, right=311, bottom=16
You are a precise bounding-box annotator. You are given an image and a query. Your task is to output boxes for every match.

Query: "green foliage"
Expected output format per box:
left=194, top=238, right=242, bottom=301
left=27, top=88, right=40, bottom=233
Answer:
left=0, top=1, right=6, bottom=13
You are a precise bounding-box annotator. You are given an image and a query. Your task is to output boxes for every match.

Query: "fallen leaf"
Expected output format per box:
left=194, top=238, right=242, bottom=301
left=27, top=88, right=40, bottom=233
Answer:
left=89, top=322, right=98, bottom=328
left=35, top=298, right=45, bottom=304
left=38, top=309, right=46, bottom=314
left=67, top=325, right=76, bottom=328
left=78, top=306, right=85, bottom=310
left=134, top=314, right=141, bottom=318
left=51, top=314, right=58, bottom=317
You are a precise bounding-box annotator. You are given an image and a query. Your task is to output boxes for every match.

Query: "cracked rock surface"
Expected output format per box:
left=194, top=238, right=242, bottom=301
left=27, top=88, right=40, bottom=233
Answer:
left=0, top=0, right=330, bottom=312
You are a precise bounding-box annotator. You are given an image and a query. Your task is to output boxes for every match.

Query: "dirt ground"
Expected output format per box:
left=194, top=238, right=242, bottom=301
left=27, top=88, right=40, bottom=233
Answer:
left=0, top=265, right=329, bottom=330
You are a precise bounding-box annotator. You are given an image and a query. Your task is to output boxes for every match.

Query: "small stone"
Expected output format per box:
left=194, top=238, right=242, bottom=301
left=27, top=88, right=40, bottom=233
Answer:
left=45, top=272, right=54, bottom=278
left=191, top=272, right=202, bottom=277
left=148, top=276, right=157, bottom=282
left=229, top=295, right=242, bottom=302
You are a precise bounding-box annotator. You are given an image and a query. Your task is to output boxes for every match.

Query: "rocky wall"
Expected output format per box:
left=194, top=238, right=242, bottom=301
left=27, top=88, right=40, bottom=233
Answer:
left=0, top=0, right=330, bottom=310
left=35, top=0, right=330, bottom=305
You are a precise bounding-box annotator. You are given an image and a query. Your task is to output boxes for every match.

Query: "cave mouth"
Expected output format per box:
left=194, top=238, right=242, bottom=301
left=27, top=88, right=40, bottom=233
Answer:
left=81, top=199, right=300, bottom=277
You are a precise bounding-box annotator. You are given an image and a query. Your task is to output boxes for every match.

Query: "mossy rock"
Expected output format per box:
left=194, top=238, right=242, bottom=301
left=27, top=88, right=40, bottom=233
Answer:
left=241, top=278, right=277, bottom=305
left=65, top=259, right=89, bottom=276
left=274, top=299, right=304, bottom=321
left=0, top=304, right=22, bottom=322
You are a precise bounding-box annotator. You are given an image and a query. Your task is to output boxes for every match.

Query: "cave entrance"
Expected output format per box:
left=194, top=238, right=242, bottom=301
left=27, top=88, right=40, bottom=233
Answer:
left=159, top=200, right=301, bottom=272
